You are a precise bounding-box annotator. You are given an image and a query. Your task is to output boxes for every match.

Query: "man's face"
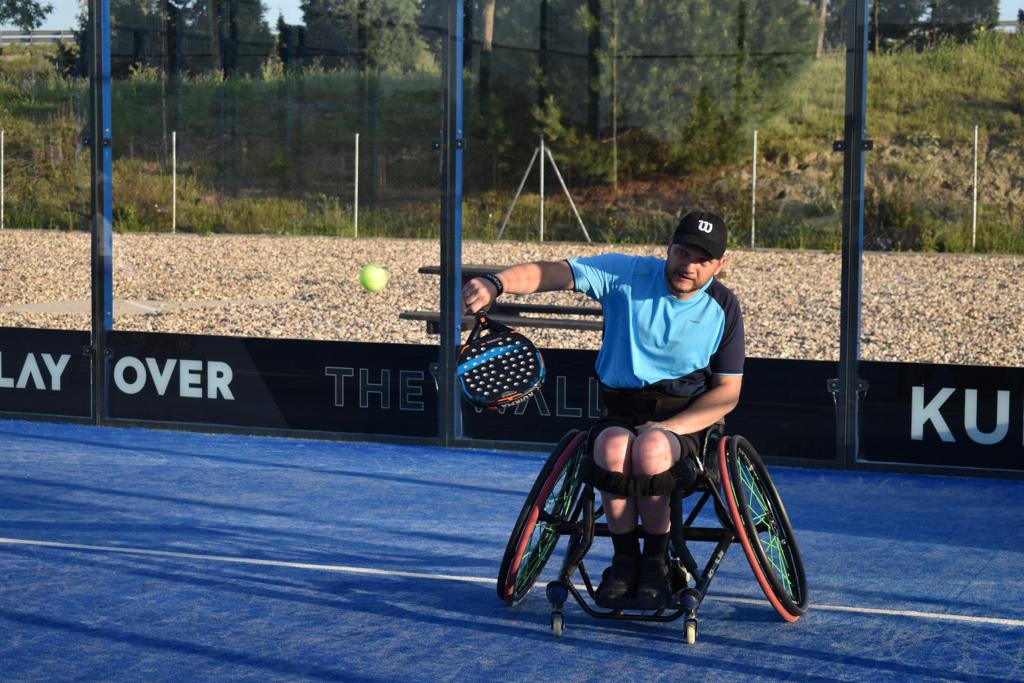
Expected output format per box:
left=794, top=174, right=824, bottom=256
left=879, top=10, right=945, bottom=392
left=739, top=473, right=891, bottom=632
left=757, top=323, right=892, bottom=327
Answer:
left=664, top=242, right=727, bottom=299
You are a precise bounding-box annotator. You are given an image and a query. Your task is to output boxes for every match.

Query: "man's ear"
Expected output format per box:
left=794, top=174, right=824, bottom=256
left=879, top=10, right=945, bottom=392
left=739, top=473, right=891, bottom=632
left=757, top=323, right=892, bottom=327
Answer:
left=714, top=253, right=729, bottom=275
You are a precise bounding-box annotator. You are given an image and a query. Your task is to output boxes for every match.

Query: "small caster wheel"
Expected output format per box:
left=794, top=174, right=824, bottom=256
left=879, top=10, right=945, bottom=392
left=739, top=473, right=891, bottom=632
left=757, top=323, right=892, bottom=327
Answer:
left=551, top=611, right=565, bottom=637
left=685, top=619, right=697, bottom=645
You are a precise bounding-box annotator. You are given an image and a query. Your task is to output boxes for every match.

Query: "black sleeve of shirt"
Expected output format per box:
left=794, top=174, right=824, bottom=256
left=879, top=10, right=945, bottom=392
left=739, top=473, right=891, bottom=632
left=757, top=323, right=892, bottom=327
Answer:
left=708, top=280, right=745, bottom=376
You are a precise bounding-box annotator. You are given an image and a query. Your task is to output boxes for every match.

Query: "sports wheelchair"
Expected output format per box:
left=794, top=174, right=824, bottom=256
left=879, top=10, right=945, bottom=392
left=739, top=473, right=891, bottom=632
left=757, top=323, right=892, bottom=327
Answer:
left=496, top=425, right=808, bottom=645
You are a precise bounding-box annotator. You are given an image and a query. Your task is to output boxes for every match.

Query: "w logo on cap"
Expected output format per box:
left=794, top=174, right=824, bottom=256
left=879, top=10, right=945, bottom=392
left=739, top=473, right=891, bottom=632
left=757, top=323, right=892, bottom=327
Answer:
left=673, top=210, right=728, bottom=259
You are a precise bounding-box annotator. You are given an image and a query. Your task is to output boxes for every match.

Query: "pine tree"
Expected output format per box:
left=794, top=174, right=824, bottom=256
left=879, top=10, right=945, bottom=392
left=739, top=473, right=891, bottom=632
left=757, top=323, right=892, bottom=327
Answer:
left=189, top=0, right=274, bottom=75
left=929, top=0, right=998, bottom=41
left=870, top=0, right=930, bottom=51
left=301, top=0, right=428, bottom=72
left=0, top=0, right=52, bottom=33
left=539, top=0, right=818, bottom=175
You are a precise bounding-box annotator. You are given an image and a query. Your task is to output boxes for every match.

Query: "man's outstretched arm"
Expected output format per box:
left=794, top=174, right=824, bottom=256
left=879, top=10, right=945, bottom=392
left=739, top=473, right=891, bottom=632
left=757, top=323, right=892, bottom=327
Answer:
left=462, top=260, right=575, bottom=313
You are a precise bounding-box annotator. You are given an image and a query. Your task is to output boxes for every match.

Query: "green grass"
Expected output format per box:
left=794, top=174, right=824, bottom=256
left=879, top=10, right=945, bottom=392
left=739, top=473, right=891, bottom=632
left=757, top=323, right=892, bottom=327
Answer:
left=2, top=34, right=1024, bottom=252
left=761, top=31, right=1024, bottom=147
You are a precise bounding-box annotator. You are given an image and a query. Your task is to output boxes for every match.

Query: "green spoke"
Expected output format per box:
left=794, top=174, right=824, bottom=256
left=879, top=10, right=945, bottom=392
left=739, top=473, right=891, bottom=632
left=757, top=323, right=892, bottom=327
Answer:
left=760, top=534, right=794, bottom=595
left=739, top=455, right=797, bottom=600
left=513, top=448, right=584, bottom=595
left=741, top=464, right=771, bottom=521
left=517, top=524, right=557, bottom=591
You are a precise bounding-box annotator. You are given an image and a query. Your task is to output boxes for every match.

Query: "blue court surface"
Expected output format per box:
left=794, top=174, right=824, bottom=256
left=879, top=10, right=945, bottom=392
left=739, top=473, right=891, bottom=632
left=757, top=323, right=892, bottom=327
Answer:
left=1, top=419, right=1022, bottom=682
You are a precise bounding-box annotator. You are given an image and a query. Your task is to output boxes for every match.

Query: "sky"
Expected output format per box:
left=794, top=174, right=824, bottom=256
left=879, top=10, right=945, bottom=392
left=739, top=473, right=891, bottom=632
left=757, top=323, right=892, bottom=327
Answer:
left=8, top=0, right=304, bottom=30
left=1000, top=0, right=1024, bottom=19
left=9, top=0, right=1024, bottom=32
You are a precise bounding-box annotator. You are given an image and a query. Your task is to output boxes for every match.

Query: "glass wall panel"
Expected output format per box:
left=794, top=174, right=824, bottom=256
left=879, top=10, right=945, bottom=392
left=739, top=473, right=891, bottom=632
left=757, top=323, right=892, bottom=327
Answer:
left=459, top=1, right=845, bottom=362
left=109, top=0, right=443, bottom=343
left=863, top=1, right=1023, bottom=367
left=0, top=5, right=91, bottom=331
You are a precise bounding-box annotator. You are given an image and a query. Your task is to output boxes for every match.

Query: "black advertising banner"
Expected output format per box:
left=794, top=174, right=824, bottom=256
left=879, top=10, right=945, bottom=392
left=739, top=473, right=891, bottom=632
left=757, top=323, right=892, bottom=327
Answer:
left=103, top=334, right=836, bottom=459
left=462, top=348, right=604, bottom=443
left=16, top=327, right=1018, bottom=472
left=0, top=327, right=91, bottom=418
left=106, top=331, right=438, bottom=437
left=726, top=358, right=837, bottom=462
left=463, top=350, right=839, bottom=463
left=860, top=360, right=1024, bottom=472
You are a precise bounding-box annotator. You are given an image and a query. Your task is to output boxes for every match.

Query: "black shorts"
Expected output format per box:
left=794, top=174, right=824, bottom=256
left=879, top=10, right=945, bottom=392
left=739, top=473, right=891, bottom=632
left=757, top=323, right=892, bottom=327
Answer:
left=587, top=387, right=703, bottom=461
left=582, top=387, right=722, bottom=496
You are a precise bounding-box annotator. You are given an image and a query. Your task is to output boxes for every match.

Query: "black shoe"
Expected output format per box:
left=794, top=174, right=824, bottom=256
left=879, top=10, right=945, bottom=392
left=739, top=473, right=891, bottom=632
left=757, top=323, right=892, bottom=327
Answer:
left=634, top=557, right=672, bottom=609
left=595, top=553, right=639, bottom=606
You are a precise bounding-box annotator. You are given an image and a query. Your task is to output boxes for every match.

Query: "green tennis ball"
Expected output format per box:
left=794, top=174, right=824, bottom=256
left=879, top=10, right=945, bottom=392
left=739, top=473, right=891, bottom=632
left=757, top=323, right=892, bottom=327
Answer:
left=359, top=264, right=389, bottom=292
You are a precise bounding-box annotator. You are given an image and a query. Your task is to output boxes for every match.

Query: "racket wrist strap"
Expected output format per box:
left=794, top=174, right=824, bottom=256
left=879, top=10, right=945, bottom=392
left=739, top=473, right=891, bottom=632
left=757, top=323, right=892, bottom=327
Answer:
left=481, top=272, right=504, bottom=298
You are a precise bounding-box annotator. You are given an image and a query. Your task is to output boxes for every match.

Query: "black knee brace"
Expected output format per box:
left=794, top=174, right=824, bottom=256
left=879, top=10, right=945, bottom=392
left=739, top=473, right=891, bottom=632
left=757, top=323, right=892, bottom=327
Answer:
left=583, top=414, right=702, bottom=497
left=581, top=458, right=684, bottom=497
left=671, top=454, right=698, bottom=491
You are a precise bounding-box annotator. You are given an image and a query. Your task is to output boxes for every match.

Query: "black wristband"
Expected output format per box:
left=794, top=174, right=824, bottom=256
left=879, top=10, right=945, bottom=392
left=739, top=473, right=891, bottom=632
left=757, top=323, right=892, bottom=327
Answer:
left=481, top=272, right=504, bottom=297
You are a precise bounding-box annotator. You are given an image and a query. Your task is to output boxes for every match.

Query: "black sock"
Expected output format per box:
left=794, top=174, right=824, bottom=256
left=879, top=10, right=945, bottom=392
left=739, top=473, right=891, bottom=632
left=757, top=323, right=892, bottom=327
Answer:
left=642, top=531, right=670, bottom=562
left=610, top=528, right=641, bottom=558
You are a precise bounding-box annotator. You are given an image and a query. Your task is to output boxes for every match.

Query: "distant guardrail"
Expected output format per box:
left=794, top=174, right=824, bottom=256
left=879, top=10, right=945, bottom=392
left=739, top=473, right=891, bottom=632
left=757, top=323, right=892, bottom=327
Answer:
left=0, top=30, right=76, bottom=45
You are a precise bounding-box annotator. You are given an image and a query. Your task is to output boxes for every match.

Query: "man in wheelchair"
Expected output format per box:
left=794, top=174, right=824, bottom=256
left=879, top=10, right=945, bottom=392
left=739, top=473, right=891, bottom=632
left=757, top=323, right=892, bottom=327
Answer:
left=463, top=210, right=744, bottom=610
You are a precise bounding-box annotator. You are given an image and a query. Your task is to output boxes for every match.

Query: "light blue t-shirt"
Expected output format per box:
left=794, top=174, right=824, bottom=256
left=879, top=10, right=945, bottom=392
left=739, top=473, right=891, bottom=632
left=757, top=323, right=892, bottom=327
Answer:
left=567, top=254, right=744, bottom=397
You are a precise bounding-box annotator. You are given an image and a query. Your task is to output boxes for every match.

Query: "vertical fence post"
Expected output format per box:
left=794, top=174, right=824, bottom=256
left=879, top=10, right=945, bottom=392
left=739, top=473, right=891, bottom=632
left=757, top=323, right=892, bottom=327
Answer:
left=972, top=124, right=978, bottom=251
left=539, top=135, right=545, bottom=242
left=1, top=129, right=4, bottom=231
left=751, top=129, right=758, bottom=249
left=438, top=0, right=465, bottom=446
left=89, top=0, right=114, bottom=426
left=611, top=0, right=618, bottom=197
left=354, top=132, right=360, bottom=238
left=171, top=130, right=176, bottom=233
left=835, top=0, right=870, bottom=469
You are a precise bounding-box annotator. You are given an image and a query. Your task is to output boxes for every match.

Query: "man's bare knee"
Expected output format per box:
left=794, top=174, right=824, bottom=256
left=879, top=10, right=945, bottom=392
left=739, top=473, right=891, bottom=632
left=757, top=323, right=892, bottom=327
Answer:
left=630, top=429, right=680, bottom=476
left=593, top=427, right=634, bottom=473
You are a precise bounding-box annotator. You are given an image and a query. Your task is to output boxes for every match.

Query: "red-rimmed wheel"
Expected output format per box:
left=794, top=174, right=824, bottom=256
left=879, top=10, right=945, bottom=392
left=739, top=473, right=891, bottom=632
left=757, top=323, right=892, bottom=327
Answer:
left=719, top=435, right=808, bottom=621
left=497, top=429, right=588, bottom=606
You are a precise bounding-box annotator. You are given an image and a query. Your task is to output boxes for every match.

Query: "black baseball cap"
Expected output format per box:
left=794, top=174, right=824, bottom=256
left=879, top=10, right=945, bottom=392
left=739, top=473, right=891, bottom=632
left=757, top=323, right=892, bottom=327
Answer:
left=672, top=211, right=728, bottom=259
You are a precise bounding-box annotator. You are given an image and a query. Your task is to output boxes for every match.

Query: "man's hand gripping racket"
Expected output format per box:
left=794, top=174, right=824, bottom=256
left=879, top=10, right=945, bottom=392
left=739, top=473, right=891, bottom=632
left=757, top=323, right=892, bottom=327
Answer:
left=457, top=312, right=546, bottom=412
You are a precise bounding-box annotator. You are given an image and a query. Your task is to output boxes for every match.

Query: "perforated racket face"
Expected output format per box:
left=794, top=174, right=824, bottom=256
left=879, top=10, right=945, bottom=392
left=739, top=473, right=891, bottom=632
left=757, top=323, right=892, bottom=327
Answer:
left=457, top=330, right=545, bottom=408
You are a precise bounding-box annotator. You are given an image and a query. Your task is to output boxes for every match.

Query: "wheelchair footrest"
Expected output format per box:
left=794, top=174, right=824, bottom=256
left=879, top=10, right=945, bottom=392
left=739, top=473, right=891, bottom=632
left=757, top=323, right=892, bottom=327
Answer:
left=593, top=592, right=679, bottom=612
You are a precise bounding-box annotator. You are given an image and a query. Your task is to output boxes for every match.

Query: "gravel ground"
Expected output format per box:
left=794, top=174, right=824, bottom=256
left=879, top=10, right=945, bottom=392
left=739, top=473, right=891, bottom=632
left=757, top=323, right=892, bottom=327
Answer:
left=2, top=230, right=1023, bottom=367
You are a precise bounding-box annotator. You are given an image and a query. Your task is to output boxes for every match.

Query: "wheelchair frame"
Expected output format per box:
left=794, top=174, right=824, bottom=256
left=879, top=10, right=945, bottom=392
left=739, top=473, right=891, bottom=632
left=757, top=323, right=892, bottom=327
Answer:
left=496, top=425, right=808, bottom=645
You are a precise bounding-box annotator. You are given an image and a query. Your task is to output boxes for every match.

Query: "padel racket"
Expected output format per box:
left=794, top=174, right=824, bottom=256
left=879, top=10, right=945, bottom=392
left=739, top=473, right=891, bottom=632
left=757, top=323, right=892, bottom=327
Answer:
left=457, top=312, right=546, bottom=410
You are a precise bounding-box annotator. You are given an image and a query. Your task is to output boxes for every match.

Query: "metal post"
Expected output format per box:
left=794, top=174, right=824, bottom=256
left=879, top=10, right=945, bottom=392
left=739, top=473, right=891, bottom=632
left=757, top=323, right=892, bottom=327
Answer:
left=438, top=0, right=465, bottom=446
left=972, top=125, right=978, bottom=251
left=495, top=146, right=539, bottom=240
left=354, top=132, right=360, bottom=237
left=751, top=129, right=757, bottom=248
left=539, top=135, right=545, bottom=242
left=836, top=0, right=870, bottom=467
left=611, top=0, right=618, bottom=197
left=171, top=130, right=176, bottom=233
left=545, top=146, right=592, bottom=242
left=89, top=0, right=114, bottom=425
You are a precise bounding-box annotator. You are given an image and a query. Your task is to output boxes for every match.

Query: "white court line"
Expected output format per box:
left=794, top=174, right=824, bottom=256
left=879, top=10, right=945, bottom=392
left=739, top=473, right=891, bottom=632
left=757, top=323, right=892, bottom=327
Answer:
left=0, top=536, right=490, bottom=584
left=3, top=536, right=1023, bottom=629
